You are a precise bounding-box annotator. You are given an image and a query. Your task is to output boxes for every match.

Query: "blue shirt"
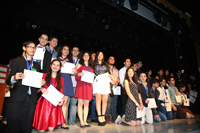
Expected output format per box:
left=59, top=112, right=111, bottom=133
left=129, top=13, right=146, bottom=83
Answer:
left=45, top=45, right=58, bottom=59
left=168, top=85, right=179, bottom=105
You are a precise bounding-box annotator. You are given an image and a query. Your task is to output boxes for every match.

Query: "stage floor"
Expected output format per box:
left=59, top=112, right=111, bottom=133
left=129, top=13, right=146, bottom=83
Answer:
left=1, top=115, right=200, bottom=133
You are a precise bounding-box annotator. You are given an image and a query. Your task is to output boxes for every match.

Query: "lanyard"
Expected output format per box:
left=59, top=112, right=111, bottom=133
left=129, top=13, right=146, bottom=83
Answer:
left=145, top=84, right=148, bottom=94
left=49, top=48, right=54, bottom=55
left=85, top=65, right=90, bottom=72
left=98, top=63, right=102, bottom=71
left=131, top=80, right=137, bottom=88
left=154, top=90, right=157, bottom=99
left=109, top=66, right=113, bottom=73
left=180, top=91, right=187, bottom=100
left=169, top=85, right=177, bottom=94
left=50, top=76, right=57, bottom=85
left=61, top=56, right=67, bottom=61
left=25, top=55, right=33, bottom=70
left=161, top=87, right=167, bottom=96
left=73, top=58, right=78, bottom=66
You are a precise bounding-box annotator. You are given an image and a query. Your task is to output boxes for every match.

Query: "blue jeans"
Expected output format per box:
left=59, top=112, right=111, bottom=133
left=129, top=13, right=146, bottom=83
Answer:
left=66, top=87, right=78, bottom=124
left=105, top=95, right=118, bottom=116
left=153, top=111, right=167, bottom=122
left=90, top=95, right=96, bottom=119
left=160, top=105, right=172, bottom=120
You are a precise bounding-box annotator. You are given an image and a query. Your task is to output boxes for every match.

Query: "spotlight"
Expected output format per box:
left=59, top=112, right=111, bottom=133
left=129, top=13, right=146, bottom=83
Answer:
left=129, top=0, right=138, bottom=11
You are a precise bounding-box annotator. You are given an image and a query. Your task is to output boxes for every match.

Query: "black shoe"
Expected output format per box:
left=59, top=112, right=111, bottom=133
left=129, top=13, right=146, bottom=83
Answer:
left=61, top=126, right=69, bottom=129
left=85, top=124, right=91, bottom=127
left=80, top=125, right=85, bottom=128
left=97, top=115, right=106, bottom=126
left=91, top=118, right=98, bottom=123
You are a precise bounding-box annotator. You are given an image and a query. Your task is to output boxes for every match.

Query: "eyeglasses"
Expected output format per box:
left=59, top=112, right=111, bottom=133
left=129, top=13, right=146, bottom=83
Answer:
left=26, top=46, right=36, bottom=49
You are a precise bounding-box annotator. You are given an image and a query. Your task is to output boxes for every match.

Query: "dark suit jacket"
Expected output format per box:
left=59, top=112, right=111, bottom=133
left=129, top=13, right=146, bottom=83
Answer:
left=140, top=83, right=153, bottom=107
left=42, top=49, right=52, bottom=73
left=6, top=57, right=41, bottom=104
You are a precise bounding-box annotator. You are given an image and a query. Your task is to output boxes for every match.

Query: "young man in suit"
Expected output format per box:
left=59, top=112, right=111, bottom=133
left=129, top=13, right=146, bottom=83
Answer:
left=35, top=33, right=52, bottom=73
left=6, top=41, right=45, bottom=133
left=139, top=72, right=153, bottom=124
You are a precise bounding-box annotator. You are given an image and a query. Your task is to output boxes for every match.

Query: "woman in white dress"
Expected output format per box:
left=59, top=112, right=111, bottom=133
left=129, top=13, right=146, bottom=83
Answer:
left=93, top=51, right=111, bottom=126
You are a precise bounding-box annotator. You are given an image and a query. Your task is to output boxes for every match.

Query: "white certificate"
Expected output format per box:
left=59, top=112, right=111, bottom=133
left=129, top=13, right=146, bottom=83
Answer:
left=147, top=98, right=157, bottom=108
left=61, top=62, right=75, bottom=74
left=33, top=48, right=44, bottom=60
left=81, top=70, right=94, bottom=84
left=190, top=90, right=198, bottom=98
left=158, top=91, right=164, bottom=101
left=112, top=86, right=121, bottom=95
left=184, top=99, right=190, bottom=106
left=22, top=69, right=43, bottom=88
left=165, top=103, right=171, bottom=112
left=136, top=107, right=145, bottom=118
left=5, top=91, right=10, bottom=97
left=175, top=95, right=181, bottom=103
left=42, top=85, right=64, bottom=106
left=189, top=96, right=196, bottom=104
left=95, top=72, right=111, bottom=85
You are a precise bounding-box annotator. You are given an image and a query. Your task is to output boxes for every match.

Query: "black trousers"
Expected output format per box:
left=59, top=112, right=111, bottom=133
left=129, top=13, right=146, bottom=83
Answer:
left=120, top=87, right=128, bottom=117
left=172, top=105, right=183, bottom=119
left=6, top=95, right=36, bottom=133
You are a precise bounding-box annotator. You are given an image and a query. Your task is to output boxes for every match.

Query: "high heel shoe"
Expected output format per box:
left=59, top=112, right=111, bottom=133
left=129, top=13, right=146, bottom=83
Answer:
left=97, top=115, right=106, bottom=126
left=101, top=115, right=107, bottom=125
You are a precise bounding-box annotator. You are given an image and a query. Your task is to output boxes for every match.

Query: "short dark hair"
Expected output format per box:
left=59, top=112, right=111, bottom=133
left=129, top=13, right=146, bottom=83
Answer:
left=167, top=77, right=174, bottom=82
left=40, top=33, right=48, bottom=38
left=177, top=83, right=185, bottom=91
left=150, top=78, right=159, bottom=87
left=72, top=45, right=79, bottom=50
left=23, top=41, right=36, bottom=47
left=49, top=35, right=58, bottom=41
left=124, top=58, right=131, bottom=62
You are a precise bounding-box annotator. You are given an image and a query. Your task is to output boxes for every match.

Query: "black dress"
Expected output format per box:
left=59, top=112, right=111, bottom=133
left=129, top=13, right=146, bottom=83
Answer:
left=125, top=82, right=141, bottom=122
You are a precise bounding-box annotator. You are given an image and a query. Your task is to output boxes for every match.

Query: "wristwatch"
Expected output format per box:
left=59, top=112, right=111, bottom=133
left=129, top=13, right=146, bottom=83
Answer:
left=136, top=103, right=139, bottom=106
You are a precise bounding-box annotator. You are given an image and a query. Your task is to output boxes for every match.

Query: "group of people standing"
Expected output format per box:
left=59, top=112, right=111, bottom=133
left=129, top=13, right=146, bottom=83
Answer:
left=3, top=33, right=198, bottom=133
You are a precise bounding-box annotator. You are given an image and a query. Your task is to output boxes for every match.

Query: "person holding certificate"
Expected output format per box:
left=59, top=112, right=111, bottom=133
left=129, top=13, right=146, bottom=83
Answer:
left=93, top=51, right=111, bottom=126
left=178, top=84, right=195, bottom=119
left=56, top=45, right=76, bottom=128
left=115, top=67, right=144, bottom=126
left=74, top=51, right=94, bottom=128
left=32, top=59, right=66, bottom=132
left=157, top=78, right=173, bottom=120
left=6, top=41, right=42, bottom=133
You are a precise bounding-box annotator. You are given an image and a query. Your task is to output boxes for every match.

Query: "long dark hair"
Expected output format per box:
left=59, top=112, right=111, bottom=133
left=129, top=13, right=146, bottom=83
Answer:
left=124, top=67, right=141, bottom=93
left=79, top=51, right=93, bottom=67
left=94, top=51, right=106, bottom=66
left=58, top=45, right=73, bottom=63
left=45, top=59, right=62, bottom=91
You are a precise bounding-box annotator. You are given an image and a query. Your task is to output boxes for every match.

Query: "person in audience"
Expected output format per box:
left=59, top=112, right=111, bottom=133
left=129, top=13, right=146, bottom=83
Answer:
left=74, top=51, right=94, bottom=128
left=146, top=69, right=152, bottom=84
left=150, top=78, right=167, bottom=122
left=136, top=60, right=143, bottom=75
left=89, top=51, right=97, bottom=122
left=118, top=58, right=131, bottom=118
left=6, top=41, right=43, bottom=133
left=139, top=72, right=153, bottom=124
left=116, top=67, right=144, bottom=126
left=105, top=56, right=119, bottom=123
left=157, top=78, right=173, bottom=120
left=33, top=59, right=65, bottom=132
left=132, top=63, right=139, bottom=79
left=175, top=70, right=185, bottom=87
left=167, top=77, right=183, bottom=119
left=93, top=51, right=111, bottom=126
left=178, top=84, right=195, bottom=119
left=164, top=70, right=170, bottom=81
left=66, top=46, right=80, bottom=125
left=56, top=45, right=76, bottom=129
left=46, top=35, right=58, bottom=60
left=156, top=69, right=164, bottom=80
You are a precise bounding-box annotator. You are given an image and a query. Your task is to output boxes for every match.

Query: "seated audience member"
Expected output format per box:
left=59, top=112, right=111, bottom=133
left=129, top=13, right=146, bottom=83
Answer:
left=150, top=78, right=167, bottom=122
left=178, top=84, right=195, bottom=119
left=167, top=77, right=183, bottom=119
left=175, top=70, right=185, bottom=87
left=139, top=72, right=153, bottom=124
left=157, top=78, right=172, bottom=120
left=146, top=69, right=152, bottom=84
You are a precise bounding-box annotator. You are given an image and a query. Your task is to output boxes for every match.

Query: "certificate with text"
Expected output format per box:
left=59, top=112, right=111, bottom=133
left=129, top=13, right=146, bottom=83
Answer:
left=22, top=69, right=43, bottom=88
left=81, top=70, right=94, bottom=84
left=61, top=62, right=75, bottom=74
